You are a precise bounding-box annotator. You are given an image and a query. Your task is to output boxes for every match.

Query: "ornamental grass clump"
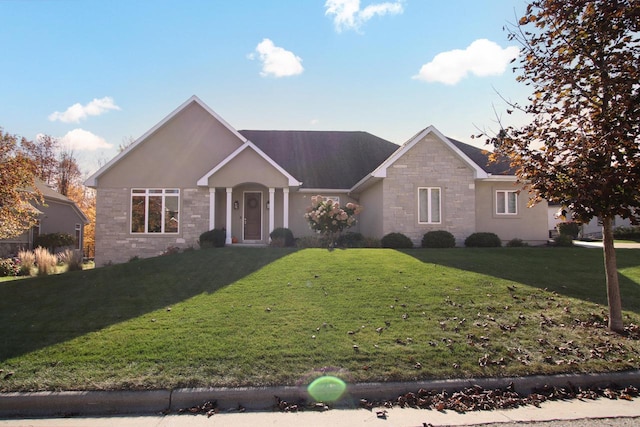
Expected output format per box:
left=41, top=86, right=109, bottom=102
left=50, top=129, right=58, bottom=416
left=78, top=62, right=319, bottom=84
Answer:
left=58, top=249, right=84, bottom=271
left=304, top=196, right=362, bottom=246
left=17, top=250, right=35, bottom=276
left=34, top=247, right=57, bottom=276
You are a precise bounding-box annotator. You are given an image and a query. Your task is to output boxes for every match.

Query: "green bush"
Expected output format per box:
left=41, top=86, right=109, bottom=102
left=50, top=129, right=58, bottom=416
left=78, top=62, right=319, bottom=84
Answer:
left=269, top=228, right=295, bottom=247
left=363, top=237, right=381, bottom=248
left=421, top=230, right=455, bottom=248
left=614, top=226, right=640, bottom=240
left=557, top=221, right=580, bottom=238
left=199, top=229, right=226, bottom=248
left=464, top=232, right=502, bottom=247
left=506, top=238, right=528, bottom=247
left=381, top=232, right=414, bottom=249
left=0, top=258, right=19, bottom=277
left=34, top=233, right=75, bottom=251
left=553, top=234, right=574, bottom=247
left=336, top=232, right=365, bottom=248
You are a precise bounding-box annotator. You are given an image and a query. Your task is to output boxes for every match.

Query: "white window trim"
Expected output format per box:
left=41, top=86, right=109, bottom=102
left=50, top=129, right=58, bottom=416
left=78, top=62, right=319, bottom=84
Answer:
left=418, top=187, right=442, bottom=224
left=496, top=190, right=518, bottom=215
left=130, top=188, right=180, bottom=234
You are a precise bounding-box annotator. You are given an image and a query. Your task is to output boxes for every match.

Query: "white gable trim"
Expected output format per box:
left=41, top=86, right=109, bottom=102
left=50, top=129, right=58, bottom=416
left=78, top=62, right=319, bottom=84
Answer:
left=85, top=95, right=247, bottom=188
left=197, top=141, right=302, bottom=187
left=350, top=126, right=489, bottom=193
left=377, top=126, right=488, bottom=179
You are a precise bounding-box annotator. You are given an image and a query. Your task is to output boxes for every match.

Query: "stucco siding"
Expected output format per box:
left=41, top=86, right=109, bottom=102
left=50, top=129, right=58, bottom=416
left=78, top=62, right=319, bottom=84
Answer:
left=357, top=180, right=384, bottom=238
left=475, top=181, right=549, bottom=244
left=382, top=133, right=476, bottom=246
left=94, top=187, right=210, bottom=265
left=207, top=148, right=289, bottom=188
left=97, top=102, right=243, bottom=188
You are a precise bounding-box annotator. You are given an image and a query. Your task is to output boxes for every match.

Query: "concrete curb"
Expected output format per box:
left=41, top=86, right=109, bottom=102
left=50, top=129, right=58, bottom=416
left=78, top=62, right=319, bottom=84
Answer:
left=2, top=370, right=639, bottom=418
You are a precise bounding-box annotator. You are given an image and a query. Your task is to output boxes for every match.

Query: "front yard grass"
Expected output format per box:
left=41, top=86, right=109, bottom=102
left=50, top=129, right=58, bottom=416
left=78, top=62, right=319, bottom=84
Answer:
left=1, top=247, right=640, bottom=392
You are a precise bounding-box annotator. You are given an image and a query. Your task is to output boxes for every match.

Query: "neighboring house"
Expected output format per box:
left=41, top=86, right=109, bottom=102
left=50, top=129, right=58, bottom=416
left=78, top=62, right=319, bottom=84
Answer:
left=85, top=96, right=549, bottom=265
left=0, top=179, right=89, bottom=257
left=547, top=204, right=633, bottom=238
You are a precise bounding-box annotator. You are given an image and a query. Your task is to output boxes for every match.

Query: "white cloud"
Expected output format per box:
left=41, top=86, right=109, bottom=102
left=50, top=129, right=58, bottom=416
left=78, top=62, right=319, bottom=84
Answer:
left=325, top=0, right=404, bottom=33
left=250, top=39, right=304, bottom=78
left=413, top=39, right=520, bottom=85
left=59, top=129, right=113, bottom=151
left=49, top=96, right=121, bottom=123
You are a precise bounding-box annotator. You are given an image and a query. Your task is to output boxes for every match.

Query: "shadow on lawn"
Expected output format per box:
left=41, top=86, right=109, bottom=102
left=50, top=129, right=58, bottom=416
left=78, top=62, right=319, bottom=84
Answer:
left=403, top=247, right=640, bottom=315
left=0, top=247, right=297, bottom=361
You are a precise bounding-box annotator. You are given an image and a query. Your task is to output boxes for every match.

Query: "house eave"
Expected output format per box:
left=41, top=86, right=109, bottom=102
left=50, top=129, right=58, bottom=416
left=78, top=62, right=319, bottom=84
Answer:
left=197, top=141, right=302, bottom=188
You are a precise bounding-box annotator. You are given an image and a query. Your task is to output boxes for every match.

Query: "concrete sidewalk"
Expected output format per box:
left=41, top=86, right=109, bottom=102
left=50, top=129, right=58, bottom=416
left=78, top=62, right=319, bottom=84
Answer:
left=1, top=398, right=639, bottom=427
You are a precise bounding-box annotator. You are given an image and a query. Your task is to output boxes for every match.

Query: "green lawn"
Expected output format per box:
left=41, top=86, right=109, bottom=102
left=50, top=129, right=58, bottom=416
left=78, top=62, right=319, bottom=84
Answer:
left=1, top=247, right=640, bottom=392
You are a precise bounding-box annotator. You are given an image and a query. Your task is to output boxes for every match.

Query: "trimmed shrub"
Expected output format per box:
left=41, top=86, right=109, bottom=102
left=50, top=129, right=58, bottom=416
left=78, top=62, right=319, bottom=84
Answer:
left=614, top=226, right=640, bottom=240
left=296, top=235, right=330, bottom=248
left=17, top=250, right=35, bottom=276
left=464, top=232, right=502, bottom=247
left=269, top=227, right=295, bottom=247
left=336, top=232, right=365, bottom=248
left=0, top=258, right=19, bottom=277
left=421, top=230, right=455, bottom=248
left=553, top=234, right=574, bottom=247
left=199, top=229, right=226, bottom=248
left=363, top=237, right=381, bottom=248
left=381, top=232, right=414, bottom=249
left=557, top=221, right=580, bottom=239
left=58, top=249, right=84, bottom=271
left=506, top=238, right=528, bottom=247
left=34, top=247, right=57, bottom=276
left=34, top=233, right=75, bottom=252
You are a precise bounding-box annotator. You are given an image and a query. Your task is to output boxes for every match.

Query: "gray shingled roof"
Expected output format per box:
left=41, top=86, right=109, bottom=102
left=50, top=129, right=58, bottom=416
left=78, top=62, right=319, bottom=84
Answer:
left=239, top=130, right=512, bottom=189
left=239, top=130, right=399, bottom=189
left=447, top=137, right=514, bottom=175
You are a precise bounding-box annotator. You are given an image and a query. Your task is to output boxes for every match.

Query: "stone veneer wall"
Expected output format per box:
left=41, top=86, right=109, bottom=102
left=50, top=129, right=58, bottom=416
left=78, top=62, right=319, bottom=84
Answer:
left=95, top=187, right=210, bottom=265
left=382, top=136, right=476, bottom=246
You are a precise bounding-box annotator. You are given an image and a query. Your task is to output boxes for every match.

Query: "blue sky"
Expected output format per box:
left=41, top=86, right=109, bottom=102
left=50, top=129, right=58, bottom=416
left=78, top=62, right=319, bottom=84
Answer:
left=1, top=0, right=531, bottom=174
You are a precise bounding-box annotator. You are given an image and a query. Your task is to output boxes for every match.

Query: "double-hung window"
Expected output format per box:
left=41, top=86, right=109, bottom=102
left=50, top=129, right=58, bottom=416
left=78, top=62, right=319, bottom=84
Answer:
left=496, top=190, right=517, bottom=215
left=418, top=187, right=441, bottom=224
left=131, top=189, right=180, bottom=234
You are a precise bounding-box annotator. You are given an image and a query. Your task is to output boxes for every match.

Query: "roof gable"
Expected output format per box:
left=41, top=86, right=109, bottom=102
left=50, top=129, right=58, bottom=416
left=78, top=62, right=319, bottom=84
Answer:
left=239, top=130, right=398, bottom=189
left=197, top=141, right=301, bottom=187
left=85, top=95, right=247, bottom=188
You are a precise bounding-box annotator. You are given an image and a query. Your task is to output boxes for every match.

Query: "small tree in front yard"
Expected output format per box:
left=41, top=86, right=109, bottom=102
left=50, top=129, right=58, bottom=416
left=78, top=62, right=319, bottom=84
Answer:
left=304, top=195, right=362, bottom=247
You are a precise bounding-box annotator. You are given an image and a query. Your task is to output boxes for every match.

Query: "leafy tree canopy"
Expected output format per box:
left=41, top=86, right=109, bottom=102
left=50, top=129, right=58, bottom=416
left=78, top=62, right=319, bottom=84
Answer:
left=0, top=128, right=42, bottom=239
left=484, top=0, right=640, bottom=332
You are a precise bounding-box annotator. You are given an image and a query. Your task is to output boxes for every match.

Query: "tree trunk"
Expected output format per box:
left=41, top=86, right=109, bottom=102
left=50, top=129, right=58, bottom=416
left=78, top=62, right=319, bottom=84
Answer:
left=602, top=216, right=624, bottom=333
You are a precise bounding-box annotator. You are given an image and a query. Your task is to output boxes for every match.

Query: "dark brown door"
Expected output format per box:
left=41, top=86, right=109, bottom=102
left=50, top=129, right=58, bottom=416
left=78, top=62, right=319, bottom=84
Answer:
left=244, top=192, right=262, bottom=241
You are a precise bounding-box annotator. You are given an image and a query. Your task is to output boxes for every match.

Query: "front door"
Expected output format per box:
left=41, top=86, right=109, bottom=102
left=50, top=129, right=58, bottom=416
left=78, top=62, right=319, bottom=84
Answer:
left=244, top=192, right=262, bottom=241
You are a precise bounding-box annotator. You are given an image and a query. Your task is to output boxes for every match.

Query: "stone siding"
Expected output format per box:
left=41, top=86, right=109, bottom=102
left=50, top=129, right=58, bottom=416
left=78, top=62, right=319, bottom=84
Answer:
left=382, top=135, right=476, bottom=246
left=95, top=187, right=210, bottom=265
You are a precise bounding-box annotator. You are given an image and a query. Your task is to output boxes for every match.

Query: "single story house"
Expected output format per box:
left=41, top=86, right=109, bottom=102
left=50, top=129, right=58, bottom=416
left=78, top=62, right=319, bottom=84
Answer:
left=0, top=179, right=89, bottom=257
left=85, top=95, right=549, bottom=265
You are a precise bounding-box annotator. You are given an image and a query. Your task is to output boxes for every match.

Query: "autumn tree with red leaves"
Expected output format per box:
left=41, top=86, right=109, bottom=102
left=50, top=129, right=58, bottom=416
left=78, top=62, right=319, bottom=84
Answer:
left=485, top=0, right=640, bottom=332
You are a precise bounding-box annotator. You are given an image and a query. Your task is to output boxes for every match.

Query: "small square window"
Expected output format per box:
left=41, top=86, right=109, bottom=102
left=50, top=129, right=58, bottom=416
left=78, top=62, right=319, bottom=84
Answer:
left=496, top=190, right=517, bottom=215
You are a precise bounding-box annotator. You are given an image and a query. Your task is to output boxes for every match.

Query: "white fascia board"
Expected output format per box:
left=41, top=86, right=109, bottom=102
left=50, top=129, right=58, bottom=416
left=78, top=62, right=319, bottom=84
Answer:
left=297, top=188, right=350, bottom=193
left=197, top=141, right=302, bottom=187
left=85, top=95, right=248, bottom=188
left=368, top=125, right=489, bottom=180
left=480, top=175, right=519, bottom=182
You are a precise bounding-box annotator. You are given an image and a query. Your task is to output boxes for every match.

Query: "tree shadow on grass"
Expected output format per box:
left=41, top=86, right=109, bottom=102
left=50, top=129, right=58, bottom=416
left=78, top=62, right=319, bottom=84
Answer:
left=0, top=247, right=297, bottom=361
left=402, top=247, right=640, bottom=315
